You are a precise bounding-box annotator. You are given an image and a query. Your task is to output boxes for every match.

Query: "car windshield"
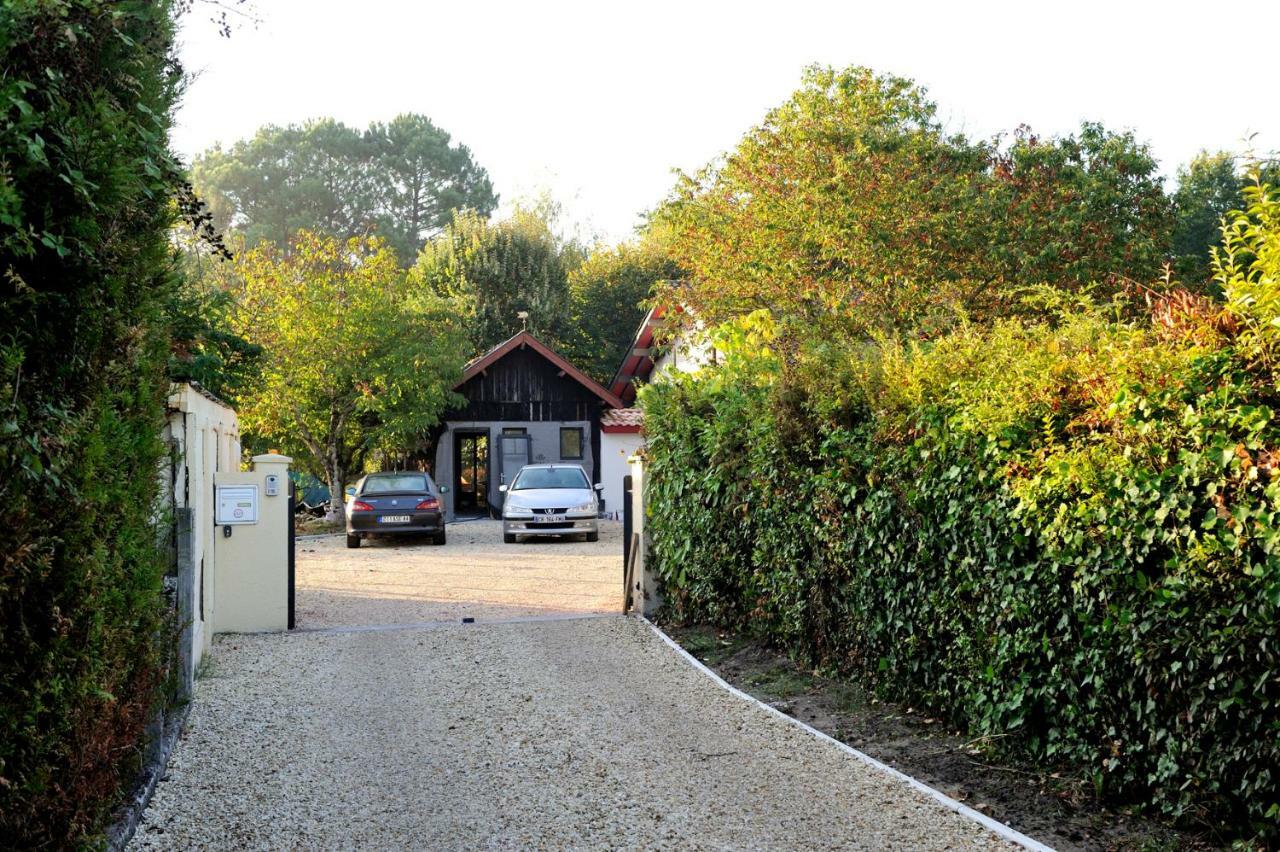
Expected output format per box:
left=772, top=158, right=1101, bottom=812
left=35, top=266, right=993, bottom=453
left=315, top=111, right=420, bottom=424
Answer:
left=362, top=474, right=430, bottom=494
left=511, top=467, right=589, bottom=490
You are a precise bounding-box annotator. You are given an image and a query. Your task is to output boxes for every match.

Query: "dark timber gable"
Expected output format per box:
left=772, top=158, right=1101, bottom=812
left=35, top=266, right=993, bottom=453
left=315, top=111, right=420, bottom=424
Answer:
left=453, top=347, right=602, bottom=422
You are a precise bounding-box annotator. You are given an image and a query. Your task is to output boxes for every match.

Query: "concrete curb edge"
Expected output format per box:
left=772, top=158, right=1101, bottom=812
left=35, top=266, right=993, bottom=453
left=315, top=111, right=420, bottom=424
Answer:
left=640, top=615, right=1055, bottom=852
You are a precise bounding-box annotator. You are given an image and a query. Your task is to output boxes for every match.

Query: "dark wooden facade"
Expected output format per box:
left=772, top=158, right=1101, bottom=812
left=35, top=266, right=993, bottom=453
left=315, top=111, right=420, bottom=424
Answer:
left=425, top=333, right=626, bottom=518
left=451, top=347, right=603, bottom=423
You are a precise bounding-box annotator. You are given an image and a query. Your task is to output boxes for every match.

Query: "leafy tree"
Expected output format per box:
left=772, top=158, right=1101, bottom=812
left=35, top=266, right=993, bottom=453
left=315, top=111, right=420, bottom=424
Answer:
left=230, top=232, right=468, bottom=517
left=1172, top=151, right=1245, bottom=287
left=369, top=114, right=498, bottom=262
left=412, top=208, right=574, bottom=353
left=655, top=65, right=1174, bottom=338
left=987, top=123, right=1172, bottom=291
left=562, top=239, right=680, bottom=382
left=191, top=115, right=497, bottom=261
left=655, top=65, right=991, bottom=335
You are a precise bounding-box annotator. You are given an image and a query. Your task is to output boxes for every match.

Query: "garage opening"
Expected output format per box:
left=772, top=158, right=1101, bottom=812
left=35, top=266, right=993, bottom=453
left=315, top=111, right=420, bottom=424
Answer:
left=454, top=431, right=489, bottom=517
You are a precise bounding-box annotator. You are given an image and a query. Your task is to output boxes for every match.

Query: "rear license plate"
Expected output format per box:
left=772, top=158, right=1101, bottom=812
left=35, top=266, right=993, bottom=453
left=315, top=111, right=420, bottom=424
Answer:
left=379, top=515, right=411, bottom=524
left=537, top=515, right=566, bottom=523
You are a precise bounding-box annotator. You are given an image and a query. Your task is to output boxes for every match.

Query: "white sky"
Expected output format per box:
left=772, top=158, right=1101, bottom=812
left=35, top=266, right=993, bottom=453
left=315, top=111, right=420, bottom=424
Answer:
left=174, top=0, right=1280, bottom=244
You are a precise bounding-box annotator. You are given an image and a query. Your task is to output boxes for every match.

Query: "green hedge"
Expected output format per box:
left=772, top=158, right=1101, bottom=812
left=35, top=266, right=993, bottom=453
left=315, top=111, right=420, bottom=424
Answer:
left=1, top=1, right=185, bottom=845
left=643, top=253, right=1280, bottom=835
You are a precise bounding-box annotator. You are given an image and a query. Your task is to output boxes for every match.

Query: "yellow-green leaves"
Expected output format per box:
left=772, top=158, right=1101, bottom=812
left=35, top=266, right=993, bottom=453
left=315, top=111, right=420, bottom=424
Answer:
left=230, top=231, right=468, bottom=492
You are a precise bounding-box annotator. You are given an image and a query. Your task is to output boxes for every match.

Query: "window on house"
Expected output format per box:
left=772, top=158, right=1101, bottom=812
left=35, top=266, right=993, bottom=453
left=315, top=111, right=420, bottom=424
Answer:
left=560, top=427, right=584, bottom=460
left=502, top=427, right=527, bottom=435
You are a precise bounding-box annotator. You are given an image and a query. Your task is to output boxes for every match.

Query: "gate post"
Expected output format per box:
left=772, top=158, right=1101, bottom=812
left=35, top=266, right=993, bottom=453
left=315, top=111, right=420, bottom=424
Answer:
left=287, top=479, right=296, bottom=630
left=626, top=454, right=662, bottom=616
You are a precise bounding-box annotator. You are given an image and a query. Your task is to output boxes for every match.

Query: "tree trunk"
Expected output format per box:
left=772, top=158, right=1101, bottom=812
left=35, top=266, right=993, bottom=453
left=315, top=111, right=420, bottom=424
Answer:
left=324, top=457, right=346, bottom=523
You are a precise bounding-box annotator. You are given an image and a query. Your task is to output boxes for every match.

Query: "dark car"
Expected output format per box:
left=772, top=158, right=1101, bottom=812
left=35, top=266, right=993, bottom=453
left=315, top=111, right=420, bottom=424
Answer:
left=345, top=472, right=446, bottom=548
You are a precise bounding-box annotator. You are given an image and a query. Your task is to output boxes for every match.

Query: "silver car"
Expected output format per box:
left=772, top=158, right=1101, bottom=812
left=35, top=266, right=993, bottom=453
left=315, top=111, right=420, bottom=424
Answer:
left=500, top=464, right=601, bottom=543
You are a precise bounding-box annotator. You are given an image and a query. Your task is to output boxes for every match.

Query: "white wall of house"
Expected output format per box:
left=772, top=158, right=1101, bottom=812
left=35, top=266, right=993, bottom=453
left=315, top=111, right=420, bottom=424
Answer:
left=163, top=383, right=240, bottom=671
left=651, top=329, right=717, bottom=379
left=599, top=431, right=644, bottom=518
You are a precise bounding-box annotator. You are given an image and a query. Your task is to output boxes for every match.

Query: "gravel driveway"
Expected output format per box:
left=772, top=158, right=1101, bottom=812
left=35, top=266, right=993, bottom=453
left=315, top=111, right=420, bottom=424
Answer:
left=132, top=612, right=1016, bottom=850
left=294, top=519, right=624, bottom=627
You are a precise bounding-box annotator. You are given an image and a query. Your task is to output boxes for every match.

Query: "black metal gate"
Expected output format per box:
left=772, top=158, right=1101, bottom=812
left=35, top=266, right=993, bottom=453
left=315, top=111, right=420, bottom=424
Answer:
left=622, top=473, right=633, bottom=570
left=287, top=479, right=296, bottom=629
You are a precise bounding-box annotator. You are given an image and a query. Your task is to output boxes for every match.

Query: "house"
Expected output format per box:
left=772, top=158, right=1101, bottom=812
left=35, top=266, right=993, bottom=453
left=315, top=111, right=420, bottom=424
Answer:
left=597, top=305, right=720, bottom=515
left=432, top=331, right=625, bottom=521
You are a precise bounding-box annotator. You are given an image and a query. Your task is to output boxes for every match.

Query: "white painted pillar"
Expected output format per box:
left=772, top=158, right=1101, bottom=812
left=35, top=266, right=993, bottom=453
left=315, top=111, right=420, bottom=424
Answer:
left=212, top=453, right=292, bottom=633
left=627, top=454, right=663, bottom=617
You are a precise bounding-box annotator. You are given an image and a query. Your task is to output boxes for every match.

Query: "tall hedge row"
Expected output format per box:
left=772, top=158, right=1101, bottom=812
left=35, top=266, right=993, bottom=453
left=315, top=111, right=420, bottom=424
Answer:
left=642, top=191, right=1280, bottom=837
left=0, top=0, right=185, bottom=844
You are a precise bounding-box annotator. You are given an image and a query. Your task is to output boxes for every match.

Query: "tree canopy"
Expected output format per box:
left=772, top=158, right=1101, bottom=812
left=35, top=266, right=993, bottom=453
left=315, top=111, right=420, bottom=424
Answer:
left=192, top=115, right=497, bottom=262
left=562, top=239, right=680, bottom=383
left=230, top=232, right=468, bottom=516
left=411, top=208, right=577, bottom=354
left=654, top=65, right=1173, bottom=338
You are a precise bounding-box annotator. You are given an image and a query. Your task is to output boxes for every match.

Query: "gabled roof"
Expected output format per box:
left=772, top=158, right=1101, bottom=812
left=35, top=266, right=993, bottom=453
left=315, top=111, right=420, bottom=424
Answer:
left=608, top=305, right=666, bottom=405
left=458, top=330, right=625, bottom=409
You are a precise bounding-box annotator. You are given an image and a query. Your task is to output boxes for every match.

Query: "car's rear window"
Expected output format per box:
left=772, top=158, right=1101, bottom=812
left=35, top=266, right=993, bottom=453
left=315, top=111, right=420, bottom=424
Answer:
left=362, top=474, right=430, bottom=494
left=511, top=467, right=589, bottom=490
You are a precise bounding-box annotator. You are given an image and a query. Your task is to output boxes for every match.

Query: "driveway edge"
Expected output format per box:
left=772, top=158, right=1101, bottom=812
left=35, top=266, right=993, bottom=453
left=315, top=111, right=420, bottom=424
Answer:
left=104, top=701, right=189, bottom=851
left=640, top=615, right=1055, bottom=852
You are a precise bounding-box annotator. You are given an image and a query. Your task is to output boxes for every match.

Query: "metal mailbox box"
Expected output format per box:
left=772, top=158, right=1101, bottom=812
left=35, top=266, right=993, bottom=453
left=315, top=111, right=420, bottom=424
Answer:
left=215, top=484, right=259, bottom=525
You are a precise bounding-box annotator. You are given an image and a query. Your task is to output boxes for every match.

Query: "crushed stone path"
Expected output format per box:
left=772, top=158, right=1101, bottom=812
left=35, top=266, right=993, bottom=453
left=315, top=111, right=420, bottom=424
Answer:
left=131, top=615, right=1016, bottom=850
left=293, top=520, right=623, bottom=628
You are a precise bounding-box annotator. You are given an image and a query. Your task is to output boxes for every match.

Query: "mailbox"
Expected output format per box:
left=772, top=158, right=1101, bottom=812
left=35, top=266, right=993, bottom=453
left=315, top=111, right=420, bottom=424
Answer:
left=215, top=484, right=259, bottom=525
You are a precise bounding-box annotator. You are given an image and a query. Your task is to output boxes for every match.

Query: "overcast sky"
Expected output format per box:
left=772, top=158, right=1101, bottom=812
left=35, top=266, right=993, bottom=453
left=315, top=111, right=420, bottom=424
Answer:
left=174, top=0, right=1280, bottom=244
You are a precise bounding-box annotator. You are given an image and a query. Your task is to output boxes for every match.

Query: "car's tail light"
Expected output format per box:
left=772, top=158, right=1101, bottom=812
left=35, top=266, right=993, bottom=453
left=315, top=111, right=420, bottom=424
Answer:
left=415, top=497, right=440, bottom=510
left=351, top=500, right=374, bottom=512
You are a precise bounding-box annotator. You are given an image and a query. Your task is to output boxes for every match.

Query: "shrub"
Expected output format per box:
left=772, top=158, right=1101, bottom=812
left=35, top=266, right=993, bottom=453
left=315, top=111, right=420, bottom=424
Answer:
left=0, top=0, right=187, bottom=844
left=643, top=185, right=1280, bottom=838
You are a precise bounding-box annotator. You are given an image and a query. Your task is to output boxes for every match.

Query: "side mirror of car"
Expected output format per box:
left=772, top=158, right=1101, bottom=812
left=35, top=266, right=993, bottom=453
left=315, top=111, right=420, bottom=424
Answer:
left=594, top=483, right=604, bottom=491
left=498, top=484, right=508, bottom=493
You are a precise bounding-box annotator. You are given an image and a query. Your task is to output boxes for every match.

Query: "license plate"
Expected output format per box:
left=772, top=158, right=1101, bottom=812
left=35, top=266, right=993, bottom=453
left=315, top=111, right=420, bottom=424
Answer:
left=537, top=515, right=566, bottom=523
left=379, top=515, right=411, bottom=524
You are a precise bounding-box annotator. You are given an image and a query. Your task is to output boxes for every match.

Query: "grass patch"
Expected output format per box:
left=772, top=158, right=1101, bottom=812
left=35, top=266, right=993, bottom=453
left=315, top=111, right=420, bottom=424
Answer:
left=744, top=665, right=816, bottom=698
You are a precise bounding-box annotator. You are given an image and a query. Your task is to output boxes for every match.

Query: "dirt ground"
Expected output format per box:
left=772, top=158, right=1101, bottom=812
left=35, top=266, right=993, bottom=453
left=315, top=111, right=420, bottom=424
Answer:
left=294, top=519, right=624, bottom=629
left=663, top=624, right=1220, bottom=852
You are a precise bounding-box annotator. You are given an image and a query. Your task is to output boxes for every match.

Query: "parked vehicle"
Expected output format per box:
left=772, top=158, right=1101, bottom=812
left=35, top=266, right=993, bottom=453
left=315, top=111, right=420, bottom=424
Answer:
left=346, top=472, right=447, bottom=548
left=500, top=464, right=601, bottom=543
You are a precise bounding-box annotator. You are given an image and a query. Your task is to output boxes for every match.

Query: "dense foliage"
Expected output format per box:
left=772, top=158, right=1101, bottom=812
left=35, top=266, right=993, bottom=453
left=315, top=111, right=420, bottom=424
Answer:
left=230, top=231, right=468, bottom=516
left=412, top=207, right=578, bottom=354
left=0, top=0, right=187, bottom=843
left=642, top=182, right=1280, bottom=838
left=654, top=66, right=1172, bottom=339
left=192, top=114, right=498, bottom=262
left=562, top=239, right=679, bottom=383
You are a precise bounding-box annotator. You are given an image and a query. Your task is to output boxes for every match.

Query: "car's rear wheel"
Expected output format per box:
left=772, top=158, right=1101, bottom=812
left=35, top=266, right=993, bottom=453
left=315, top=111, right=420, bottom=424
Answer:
left=503, top=533, right=516, bottom=544
left=433, top=530, right=447, bottom=546
left=346, top=533, right=361, bottom=549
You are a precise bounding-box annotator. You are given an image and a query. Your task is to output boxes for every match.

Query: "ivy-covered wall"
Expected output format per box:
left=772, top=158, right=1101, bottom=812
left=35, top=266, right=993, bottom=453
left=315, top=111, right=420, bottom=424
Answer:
left=0, top=1, right=187, bottom=844
left=642, top=185, right=1280, bottom=839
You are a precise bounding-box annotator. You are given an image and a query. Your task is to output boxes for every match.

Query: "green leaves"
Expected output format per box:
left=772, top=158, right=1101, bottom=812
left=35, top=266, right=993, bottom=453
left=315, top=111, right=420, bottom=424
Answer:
left=643, top=303, right=1280, bottom=840
left=230, top=232, right=468, bottom=501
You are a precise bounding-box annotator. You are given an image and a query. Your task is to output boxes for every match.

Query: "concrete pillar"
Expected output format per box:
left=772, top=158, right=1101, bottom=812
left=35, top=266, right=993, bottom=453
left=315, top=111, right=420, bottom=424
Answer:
left=212, top=453, right=292, bottom=633
left=627, top=454, right=663, bottom=617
